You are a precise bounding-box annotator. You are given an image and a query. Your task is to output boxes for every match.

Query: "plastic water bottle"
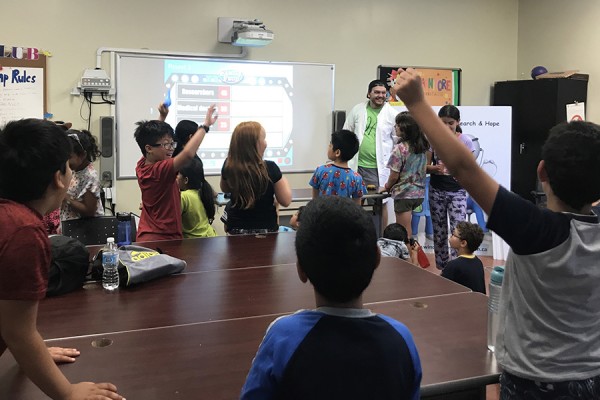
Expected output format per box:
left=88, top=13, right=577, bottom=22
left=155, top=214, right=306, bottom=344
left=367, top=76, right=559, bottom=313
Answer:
left=102, top=237, right=120, bottom=291
left=487, top=266, right=505, bottom=352
left=116, top=212, right=132, bottom=246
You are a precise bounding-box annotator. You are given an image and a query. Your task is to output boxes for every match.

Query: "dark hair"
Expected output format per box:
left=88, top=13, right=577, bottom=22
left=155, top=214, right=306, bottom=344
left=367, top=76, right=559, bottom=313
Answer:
left=178, top=158, right=216, bottom=222
left=438, top=104, right=460, bottom=121
left=172, top=120, right=198, bottom=157
left=0, top=119, right=71, bottom=202
left=134, top=120, right=175, bottom=156
left=295, top=196, right=378, bottom=303
left=542, top=121, right=600, bottom=210
left=367, top=80, right=386, bottom=96
left=455, top=125, right=462, bottom=134
left=331, top=129, right=359, bottom=161
left=455, top=221, right=484, bottom=253
left=296, top=205, right=306, bottom=223
left=382, top=223, right=409, bottom=243
left=67, top=129, right=102, bottom=162
left=395, top=112, right=429, bottom=154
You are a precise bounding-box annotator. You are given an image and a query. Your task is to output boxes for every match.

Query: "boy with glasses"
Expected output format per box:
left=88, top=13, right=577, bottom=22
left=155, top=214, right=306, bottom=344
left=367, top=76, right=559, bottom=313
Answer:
left=133, top=103, right=217, bottom=241
left=441, top=221, right=485, bottom=293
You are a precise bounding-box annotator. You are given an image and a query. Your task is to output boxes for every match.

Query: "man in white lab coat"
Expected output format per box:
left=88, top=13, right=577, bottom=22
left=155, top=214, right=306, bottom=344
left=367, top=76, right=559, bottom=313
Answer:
left=344, top=80, right=397, bottom=229
left=343, top=80, right=397, bottom=192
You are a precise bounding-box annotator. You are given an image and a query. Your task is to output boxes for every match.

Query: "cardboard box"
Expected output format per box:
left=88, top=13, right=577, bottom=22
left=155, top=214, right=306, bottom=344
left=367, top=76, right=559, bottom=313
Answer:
left=536, top=70, right=589, bottom=81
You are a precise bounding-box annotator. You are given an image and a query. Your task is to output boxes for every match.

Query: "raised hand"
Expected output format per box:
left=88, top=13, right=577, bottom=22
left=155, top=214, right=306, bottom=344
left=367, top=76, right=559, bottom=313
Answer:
left=158, top=103, right=169, bottom=122
left=204, top=104, right=219, bottom=127
left=392, top=68, right=425, bottom=107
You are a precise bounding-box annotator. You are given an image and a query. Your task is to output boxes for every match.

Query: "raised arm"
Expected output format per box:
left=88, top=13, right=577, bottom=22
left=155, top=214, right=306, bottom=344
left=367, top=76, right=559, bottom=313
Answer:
left=157, top=103, right=169, bottom=122
left=173, top=104, right=218, bottom=172
left=393, top=69, right=499, bottom=214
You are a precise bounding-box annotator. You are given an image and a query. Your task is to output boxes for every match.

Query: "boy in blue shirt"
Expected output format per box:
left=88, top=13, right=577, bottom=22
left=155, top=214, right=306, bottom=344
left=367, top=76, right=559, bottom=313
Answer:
left=241, top=196, right=422, bottom=399
left=309, top=129, right=367, bottom=204
left=394, top=69, right=600, bottom=399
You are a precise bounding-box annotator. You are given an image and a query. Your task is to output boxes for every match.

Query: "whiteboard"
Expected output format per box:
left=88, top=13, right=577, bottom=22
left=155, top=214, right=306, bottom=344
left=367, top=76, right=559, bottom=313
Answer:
left=115, top=54, right=335, bottom=178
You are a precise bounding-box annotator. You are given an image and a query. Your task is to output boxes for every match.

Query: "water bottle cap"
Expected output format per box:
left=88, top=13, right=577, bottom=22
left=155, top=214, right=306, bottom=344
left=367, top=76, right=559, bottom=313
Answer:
left=107, top=237, right=115, bottom=243
left=117, top=212, right=131, bottom=222
left=491, top=266, right=505, bottom=285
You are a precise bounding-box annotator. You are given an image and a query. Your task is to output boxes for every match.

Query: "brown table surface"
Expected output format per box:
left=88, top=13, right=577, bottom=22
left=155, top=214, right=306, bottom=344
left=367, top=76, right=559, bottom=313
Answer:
left=0, top=293, right=497, bottom=399
left=88, top=232, right=297, bottom=273
left=37, top=257, right=469, bottom=339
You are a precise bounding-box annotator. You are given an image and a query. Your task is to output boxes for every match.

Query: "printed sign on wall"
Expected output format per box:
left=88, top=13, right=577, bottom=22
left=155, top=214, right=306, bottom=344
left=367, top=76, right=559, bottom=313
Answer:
left=0, top=67, right=44, bottom=125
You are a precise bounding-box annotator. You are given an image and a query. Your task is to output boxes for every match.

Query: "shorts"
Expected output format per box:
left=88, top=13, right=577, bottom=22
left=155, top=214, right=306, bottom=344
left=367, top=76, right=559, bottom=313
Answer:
left=499, top=371, right=600, bottom=399
left=358, top=166, right=379, bottom=205
left=357, top=166, right=379, bottom=187
left=394, top=198, right=424, bottom=213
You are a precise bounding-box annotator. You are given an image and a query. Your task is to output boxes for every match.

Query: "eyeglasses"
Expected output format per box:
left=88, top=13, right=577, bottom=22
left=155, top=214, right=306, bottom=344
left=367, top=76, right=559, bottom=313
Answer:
left=67, top=133, right=84, bottom=151
left=451, top=232, right=463, bottom=240
left=150, top=141, right=178, bottom=150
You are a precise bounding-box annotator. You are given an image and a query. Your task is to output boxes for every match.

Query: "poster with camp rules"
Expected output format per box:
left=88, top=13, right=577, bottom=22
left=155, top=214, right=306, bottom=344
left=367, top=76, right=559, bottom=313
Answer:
left=0, top=67, right=44, bottom=125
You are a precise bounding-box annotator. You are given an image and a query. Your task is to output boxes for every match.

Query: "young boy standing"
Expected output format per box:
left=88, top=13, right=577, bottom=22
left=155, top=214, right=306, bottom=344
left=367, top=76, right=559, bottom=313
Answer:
left=309, top=129, right=367, bottom=204
left=134, top=104, right=217, bottom=241
left=0, top=119, right=124, bottom=400
left=441, top=221, right=485, bottom=294
left=394, top=69, right=600, bottom=399
left=241, top=196, right=422, bottom=399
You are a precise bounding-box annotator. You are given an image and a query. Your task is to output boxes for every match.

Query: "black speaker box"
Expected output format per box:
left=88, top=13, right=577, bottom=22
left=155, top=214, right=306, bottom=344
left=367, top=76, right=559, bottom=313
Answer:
left=99, top=116, right=114, bottom=158
left=332, top=110, right=346, bottom=133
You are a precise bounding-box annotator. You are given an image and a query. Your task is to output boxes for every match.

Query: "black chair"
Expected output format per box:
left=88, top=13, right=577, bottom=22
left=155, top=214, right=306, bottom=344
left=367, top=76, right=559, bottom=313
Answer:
left=61, top=215, right=137, bottom=246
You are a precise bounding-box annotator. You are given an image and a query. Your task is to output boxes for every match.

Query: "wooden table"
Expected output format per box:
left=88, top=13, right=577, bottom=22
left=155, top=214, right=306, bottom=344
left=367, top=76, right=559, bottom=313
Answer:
left=37, top=256, right=469, bottom=339
left=217, top=188, right=390, bottom=236
left=289, top=188, right=389, bottom=237
left=0, top=294, right=496, bottom=400
left=89, top=232, right=299, bottom=273
left=0, top=233, right=497, bottom=399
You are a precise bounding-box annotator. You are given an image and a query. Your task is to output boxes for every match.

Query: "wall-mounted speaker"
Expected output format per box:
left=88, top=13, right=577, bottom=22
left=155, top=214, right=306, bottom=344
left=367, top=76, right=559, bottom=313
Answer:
left=100, top=116, right=114, bottom=157
left=99, top=116, right=115, bottom=196
left=332, top=110, right=346, bottom=133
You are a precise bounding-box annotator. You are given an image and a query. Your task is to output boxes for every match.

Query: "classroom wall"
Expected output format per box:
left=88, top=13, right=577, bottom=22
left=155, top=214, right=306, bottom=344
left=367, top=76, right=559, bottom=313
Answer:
left=4, top=0, right=519, bottom=233
left=517, top=0, right=599, bottom=121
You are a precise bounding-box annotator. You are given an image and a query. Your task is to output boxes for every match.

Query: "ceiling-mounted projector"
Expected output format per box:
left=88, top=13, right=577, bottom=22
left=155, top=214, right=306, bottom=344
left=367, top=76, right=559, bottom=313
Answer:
left=231, top=19, right=274, bottom=47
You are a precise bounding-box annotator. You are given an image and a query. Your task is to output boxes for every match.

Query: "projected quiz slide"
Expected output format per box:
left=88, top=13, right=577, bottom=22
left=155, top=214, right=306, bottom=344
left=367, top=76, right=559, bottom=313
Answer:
left=162, top=60, right=294, bottom=170
left=115, top=55, right=334, bottom=178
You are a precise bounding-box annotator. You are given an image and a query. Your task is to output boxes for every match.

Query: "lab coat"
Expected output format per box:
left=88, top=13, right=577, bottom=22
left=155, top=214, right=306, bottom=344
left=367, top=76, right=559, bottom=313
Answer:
left=343, top=101, right=397, bottom=187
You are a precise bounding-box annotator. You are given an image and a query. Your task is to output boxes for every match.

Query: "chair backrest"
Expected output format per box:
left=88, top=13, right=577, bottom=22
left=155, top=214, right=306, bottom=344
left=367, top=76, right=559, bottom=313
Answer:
left=412, top=175, right=431, bottom=217
left=61, top=215, right=137, bottom=246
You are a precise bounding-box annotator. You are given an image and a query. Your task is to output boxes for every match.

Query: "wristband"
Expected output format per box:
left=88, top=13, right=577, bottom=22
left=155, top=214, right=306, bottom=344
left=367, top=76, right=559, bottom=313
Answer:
left=200, top=124, right=210, bottom=133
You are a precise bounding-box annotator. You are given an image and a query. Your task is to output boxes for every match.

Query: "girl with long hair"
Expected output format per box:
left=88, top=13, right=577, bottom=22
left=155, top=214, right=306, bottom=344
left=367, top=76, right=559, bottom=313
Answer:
left=427, top=105, right=474, bottom=269
left=382, top=111, right=429, bottom=237
left=220, top=121, right=292, bottom=234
